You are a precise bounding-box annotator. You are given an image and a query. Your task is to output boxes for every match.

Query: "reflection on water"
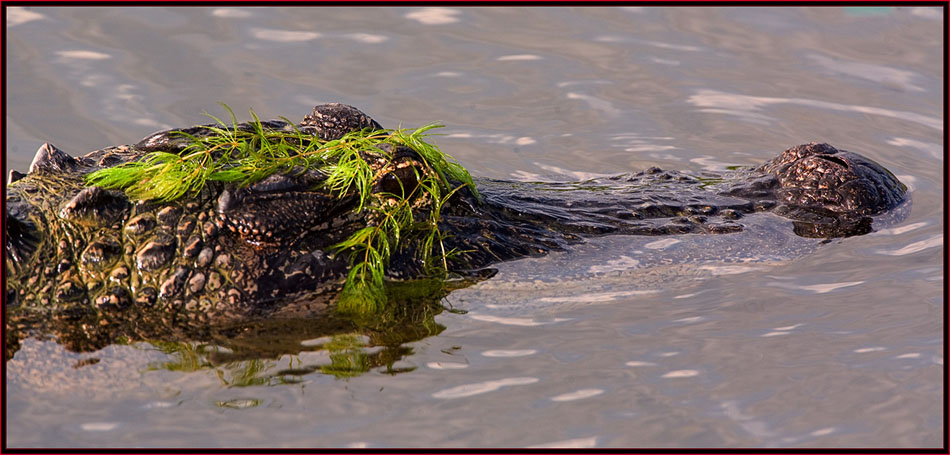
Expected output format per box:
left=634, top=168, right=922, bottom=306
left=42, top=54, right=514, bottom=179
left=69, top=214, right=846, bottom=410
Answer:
left=687, top=89, right=942, bottom=130
left=806, top=53, right=926, bottom=92
left=5, top=6, right=943, bottom=449
left=6, top=284, right=450, bottom=376
left=432, top=376, right=539, bottom=399
left=405, top=7, right=462, bottom=25
left=6, top=6, right=44, bottom=26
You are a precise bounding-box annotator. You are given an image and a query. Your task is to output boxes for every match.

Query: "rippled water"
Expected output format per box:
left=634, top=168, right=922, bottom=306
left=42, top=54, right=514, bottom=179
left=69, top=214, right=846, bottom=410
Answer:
left=4, top=6, right=944, bottom=448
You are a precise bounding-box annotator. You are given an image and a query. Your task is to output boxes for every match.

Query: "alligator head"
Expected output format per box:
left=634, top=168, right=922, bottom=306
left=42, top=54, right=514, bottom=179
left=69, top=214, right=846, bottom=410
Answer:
left=744, top=142, right=907, bottom=237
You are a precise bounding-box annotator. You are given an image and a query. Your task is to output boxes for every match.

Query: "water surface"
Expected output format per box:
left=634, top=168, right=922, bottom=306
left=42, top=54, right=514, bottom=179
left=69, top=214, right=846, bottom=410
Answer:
left=4, top=6, right=944, bottom=448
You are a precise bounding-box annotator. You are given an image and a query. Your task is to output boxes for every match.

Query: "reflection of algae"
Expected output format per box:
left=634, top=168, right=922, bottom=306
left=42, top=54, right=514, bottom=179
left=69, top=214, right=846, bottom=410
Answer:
left=319, top=335, right=373, bottom=378
left=215, top=358, right=271, bottom=387
left=141, top=283, right=453, bottom=382
left=145, top=332, right=422, bottom=384
left=6, top=267, right=477, bottom=386
left=146, top=342, right=275, bottom=386
left=316, top=334, right=419, bottom=379
left=146, top=341, right=213, bottom=373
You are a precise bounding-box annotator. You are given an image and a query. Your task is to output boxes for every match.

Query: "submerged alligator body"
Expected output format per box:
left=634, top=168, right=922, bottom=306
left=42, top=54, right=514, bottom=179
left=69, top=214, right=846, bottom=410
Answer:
left=5, top=104, right=908, bottom=325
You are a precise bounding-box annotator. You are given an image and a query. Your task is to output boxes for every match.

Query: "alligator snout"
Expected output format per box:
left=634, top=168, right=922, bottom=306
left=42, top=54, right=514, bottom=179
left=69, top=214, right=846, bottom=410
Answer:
left=761, top=142, right=906, bottom=216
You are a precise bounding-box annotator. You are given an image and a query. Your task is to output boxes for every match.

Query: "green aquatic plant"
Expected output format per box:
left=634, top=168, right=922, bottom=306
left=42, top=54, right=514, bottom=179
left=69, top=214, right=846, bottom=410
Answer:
left=86, top=105, right=478, bottom=316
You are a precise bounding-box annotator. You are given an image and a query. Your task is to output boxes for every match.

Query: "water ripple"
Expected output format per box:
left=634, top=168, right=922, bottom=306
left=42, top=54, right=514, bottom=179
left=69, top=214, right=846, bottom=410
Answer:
left=56, top=50, right=111, bottom=60
left=698, top=264, right=759, bottom=275
left=550, top=388, right=604, bottom=402
left=497, top=54, right=543, bottom=61
left=537, top=289, right=660, bottom=303
left=482, top=349, right=537, bottom=358
left=344, top=33, right=388, bottom=44
left=594, top=35, right=703, bottom=52
left=444, top=131, right=537, bottom=147
left=211, top=8, right=252, bottom=18
left=405, top=7, right=461, bottom=25
left=875, top=221, right=929, bottom=236
left=688, top=89, right=941, bottom=130
left=431, top=377, right=539, bottom=399
left=886, top=138, right=942, bottom=160
left=250, top=28, right=320, bottom=42
left=426, top=362, right=468, bottom=370
left=910, top=7, right=942, bottom=19
left=644, top=238, right=681, bottom=250
left=807, top=53, right=925, bottom=92
left=535, top=163, right=609, bottom=180
left=588, top=255, right=640, bottom=274
left=768, top=280, right=864, bottom=294
left=895, top=353, right=921, bottom=359
left=468, top=313, right=571, bottom=326
left=6, top=7, right=44, bottom=26
left=876, top=235, right=943, bottom=256
left=527, top=436, right=598, bottom=448
left=565, top=92, right=621, bottom=116
left=662, top=370, right=699, bottom=378
left=80, top=422, right=120, bottom=432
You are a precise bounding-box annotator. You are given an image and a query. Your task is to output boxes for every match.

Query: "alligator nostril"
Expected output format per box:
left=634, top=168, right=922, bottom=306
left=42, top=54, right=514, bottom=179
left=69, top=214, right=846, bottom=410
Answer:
left=814, top=154, right=849, bottom=168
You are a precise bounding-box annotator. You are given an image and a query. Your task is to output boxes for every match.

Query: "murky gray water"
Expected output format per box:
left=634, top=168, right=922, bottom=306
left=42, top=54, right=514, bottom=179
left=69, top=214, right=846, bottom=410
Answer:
left=4, top=6, right=944, bottom=448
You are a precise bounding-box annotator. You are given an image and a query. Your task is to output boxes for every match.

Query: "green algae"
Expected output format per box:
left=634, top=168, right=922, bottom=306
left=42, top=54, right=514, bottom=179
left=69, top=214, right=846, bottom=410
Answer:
left=86, top=106, right=478, bottom=317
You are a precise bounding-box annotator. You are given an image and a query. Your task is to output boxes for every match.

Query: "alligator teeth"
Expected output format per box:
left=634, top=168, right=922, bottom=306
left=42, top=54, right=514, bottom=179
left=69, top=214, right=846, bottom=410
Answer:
left=28, top=142, right=78, bottom=175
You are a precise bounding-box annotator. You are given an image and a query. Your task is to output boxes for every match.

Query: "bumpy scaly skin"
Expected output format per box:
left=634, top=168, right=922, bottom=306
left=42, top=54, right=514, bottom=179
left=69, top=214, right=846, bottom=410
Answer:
left=4, top=104, right=908, bottom=324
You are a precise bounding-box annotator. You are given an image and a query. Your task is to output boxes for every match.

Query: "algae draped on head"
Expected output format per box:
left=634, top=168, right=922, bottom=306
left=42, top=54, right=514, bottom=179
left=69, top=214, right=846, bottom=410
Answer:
left=85, top=106, right=478, bottom=317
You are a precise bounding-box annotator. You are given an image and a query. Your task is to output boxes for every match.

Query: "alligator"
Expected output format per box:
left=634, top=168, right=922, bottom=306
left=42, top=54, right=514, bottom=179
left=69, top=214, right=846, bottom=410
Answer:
left=5, top=104, right=908, bottom=330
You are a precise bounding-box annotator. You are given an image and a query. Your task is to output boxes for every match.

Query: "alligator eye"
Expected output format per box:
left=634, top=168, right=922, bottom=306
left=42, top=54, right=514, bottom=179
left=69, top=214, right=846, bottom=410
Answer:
left=814, top=154, right=849, bottom=169
left=378, top=166, right=420, bottom=198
